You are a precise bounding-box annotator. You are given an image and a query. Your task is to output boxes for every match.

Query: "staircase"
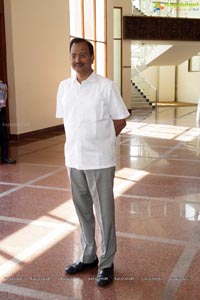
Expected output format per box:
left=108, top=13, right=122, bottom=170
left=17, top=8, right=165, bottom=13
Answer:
left=131, top=1, right=200, bottom=107
left=132, top=5, right=145, bottom=16
left=131, top=81, right=154, bottom=109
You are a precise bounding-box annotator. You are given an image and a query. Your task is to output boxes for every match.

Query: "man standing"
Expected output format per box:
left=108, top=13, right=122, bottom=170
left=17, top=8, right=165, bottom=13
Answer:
left=0, top=80, right=16, bottom=164
left=56, top=38, right=130, bottom=287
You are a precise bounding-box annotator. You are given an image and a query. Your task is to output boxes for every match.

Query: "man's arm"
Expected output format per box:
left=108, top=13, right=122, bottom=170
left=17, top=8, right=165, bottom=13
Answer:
left=113, top=119, right=127, bottom=136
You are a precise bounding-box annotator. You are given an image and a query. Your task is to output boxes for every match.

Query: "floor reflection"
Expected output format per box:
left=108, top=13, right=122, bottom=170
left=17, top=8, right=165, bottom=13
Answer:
left=0, top=106, right=200, bottom=300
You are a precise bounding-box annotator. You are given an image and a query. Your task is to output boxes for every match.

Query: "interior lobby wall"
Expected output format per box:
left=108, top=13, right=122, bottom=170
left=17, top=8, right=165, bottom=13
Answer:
left=4, top=0, right=70, bottom=135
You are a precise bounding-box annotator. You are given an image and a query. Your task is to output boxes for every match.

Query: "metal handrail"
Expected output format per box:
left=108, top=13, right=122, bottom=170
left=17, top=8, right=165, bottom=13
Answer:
left=132, top=65, right=158, bottom=106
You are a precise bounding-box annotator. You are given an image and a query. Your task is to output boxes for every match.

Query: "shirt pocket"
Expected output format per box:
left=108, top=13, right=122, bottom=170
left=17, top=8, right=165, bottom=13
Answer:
left=80, top=97, right=112, bottom=142
left=81, top=97, right=109, bottom=122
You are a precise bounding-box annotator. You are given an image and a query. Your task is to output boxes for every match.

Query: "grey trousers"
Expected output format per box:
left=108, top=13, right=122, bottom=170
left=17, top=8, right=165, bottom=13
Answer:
left=67, top=167, right=116, bottom=269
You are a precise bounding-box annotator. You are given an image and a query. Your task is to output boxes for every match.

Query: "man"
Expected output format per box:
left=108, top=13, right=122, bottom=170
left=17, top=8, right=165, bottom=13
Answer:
left=0, top=80, right=16, bottom=164
left=56, top=38, right=130, bottom=287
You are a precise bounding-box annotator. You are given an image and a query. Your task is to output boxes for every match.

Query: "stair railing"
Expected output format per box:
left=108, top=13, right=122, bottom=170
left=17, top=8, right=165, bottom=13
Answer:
left=131, top=43, right=159, bottom=68
left=132, top=0, right=155, bottom=16
left=131, top=43, right=158, bottom=105
left=132, top=0, right=197, bottom=18
left=132, top=64, right=158, bottom=107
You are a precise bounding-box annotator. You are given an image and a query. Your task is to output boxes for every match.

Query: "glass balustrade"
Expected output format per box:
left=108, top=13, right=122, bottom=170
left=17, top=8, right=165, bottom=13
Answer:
left=132, top=0, right=200, bottom=18
left=131, top=43, right=158, bottom=104
left=131, top=0, right=200, bottom=106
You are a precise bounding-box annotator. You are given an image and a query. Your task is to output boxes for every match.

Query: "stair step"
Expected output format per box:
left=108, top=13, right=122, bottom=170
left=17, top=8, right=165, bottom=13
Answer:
left=131, top=94, right=146, bottom=98
left=132, top=106, right=153, bottom=109
left=131, top=81, right=154, bottom=109
left=131, top=91, right=145, bottom=95
left=132, top=103, right=151, bottom=107
left=132, top=6, right=145, bottom=16
left=131, top=99, right=150, bottom=105
left=131, top=102, right=152, bottom=107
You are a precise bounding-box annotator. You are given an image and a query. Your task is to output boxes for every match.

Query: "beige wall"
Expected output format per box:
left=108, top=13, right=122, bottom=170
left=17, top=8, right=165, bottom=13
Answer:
left=177, top=61, right=200, bottom=103
left=143, top=66, right=176, bottom=102
left=159, top=66, right=176, bottom=102
left=4, top=0, right=70, bottom=134
left=144, top=61, right=200, bottom=104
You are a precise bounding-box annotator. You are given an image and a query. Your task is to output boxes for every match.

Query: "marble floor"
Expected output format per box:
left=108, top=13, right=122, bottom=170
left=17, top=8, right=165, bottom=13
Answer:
left=0, top=106, right=200, bottom=300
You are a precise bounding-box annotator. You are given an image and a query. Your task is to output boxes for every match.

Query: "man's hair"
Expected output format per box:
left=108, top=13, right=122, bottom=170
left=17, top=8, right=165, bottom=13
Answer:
left=70, top=38, right=94, bottom=56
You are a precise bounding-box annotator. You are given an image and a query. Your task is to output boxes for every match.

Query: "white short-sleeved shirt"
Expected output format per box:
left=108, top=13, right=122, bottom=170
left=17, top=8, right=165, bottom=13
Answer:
left=56, top=72, right=130, bottom=170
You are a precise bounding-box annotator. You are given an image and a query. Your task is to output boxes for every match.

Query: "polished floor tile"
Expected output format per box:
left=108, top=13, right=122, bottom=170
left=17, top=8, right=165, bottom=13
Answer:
left=33, top=169, right=70, bottom=189
left=175, top=250, right=200, bottom=300
left=0, top=164, right=62, bottom=184
left=1, top=106, right=200, bottom=300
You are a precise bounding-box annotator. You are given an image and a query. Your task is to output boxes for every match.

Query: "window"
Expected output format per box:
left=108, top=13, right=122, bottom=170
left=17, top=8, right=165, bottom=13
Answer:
left=69, top=0, right=107, bottom=76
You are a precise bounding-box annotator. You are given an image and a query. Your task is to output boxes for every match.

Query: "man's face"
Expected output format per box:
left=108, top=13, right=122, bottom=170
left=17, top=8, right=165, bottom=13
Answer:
left=70, top=42, right=94, bottom=76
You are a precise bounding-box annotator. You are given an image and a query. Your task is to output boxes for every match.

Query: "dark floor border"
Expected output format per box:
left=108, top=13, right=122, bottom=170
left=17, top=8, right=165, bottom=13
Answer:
left=10, top=124, right=64, bottom=141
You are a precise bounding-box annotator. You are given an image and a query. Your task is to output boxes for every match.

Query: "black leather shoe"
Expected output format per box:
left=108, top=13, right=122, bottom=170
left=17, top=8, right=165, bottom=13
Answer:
left=65, top=257, right=99, bottom=275
left=96, top=264, right=114, bottom=287
left=1, top=158, right=16, bottom=164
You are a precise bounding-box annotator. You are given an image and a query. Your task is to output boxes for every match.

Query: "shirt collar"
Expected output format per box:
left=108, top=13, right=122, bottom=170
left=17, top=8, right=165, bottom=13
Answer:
left=72, top=71, right=97, bottom=84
